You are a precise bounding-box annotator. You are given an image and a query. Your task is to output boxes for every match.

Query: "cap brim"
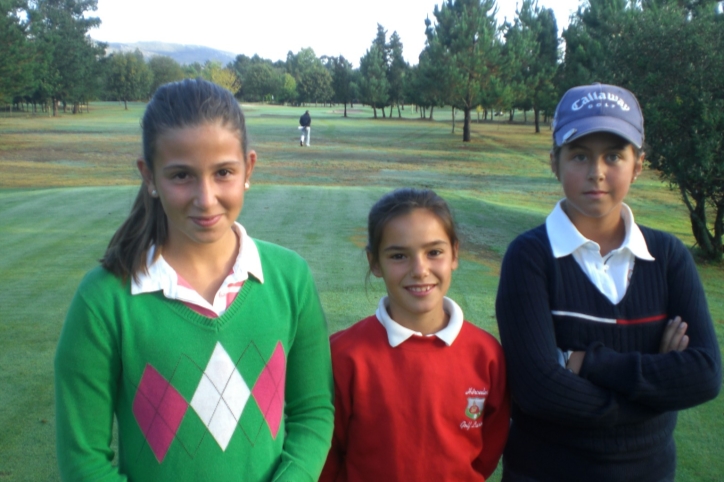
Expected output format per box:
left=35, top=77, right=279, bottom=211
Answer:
left=555, top=116, right=643, bottom=149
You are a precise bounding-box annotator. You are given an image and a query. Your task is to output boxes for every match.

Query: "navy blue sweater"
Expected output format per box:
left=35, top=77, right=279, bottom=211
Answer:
left=496, top=224, right=721, bottom=482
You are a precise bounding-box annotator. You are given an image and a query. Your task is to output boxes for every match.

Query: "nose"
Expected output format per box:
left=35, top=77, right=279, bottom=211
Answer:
left=411, top=254, right=429, bottom=279
left=588, top=157, right=606, bottom=180
left=194, top=177, right=217, bottom=209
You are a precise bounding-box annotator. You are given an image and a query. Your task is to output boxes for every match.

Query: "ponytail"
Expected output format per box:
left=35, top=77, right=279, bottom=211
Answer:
left=101, top=185, right=168, bottom=282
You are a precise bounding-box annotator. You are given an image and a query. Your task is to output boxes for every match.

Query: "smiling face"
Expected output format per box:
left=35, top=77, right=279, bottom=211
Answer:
left=369, top=208, right=459, bottom=334
left=138, top=122, right=255, bottom=252
left=552, top=131, right=643, bottom=230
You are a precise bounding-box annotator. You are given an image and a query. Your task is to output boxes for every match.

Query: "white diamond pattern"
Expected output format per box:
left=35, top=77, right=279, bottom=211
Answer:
left=190, top=342, right=250, bottom=451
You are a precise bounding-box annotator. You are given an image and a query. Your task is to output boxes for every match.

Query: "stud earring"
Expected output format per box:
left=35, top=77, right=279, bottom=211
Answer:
left=151, top=189, right=158, bottom=197
left=244, top=182, right=250, bottom=189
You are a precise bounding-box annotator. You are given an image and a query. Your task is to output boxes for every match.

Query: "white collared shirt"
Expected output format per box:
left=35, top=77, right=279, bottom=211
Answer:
left=375, top=296, right=464, bottom=347
left=546, top=200, right=654, bottom=304
left=131, top=222, right=264, bottom=317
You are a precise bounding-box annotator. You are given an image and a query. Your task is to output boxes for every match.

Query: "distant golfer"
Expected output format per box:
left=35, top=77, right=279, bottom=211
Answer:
left=299, top=110, right=311, bottom=146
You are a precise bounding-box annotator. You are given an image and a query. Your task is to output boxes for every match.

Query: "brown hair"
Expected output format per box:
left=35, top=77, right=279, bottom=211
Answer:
left=101, top=78, right=249, bottom=281
left=366, top=188, right=459, bottom=271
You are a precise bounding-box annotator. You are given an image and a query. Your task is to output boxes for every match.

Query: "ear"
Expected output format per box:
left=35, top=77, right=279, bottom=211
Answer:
left=367, top=251, right=383, bottom=278
left=633, top=151, right=644, bottom=181
left=137, top=158, right=155, bottom=195
left=245, top=150, right=257, bottom=183
left=549, top=150, right=559, bottom=181
left=451, top=241, right=459, bottom=271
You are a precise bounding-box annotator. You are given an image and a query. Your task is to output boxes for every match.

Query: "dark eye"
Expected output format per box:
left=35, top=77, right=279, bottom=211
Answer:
left=606, top=153, right=622, bottom=163
left=389, top=253, right=405, bottom=260
left=429, top=249, right=443, bottom=257
left=572, top=153, right=587, bottom=162
left=172, top=172, right=189, bottom=181
left=218, top=168, right=232, bottom=177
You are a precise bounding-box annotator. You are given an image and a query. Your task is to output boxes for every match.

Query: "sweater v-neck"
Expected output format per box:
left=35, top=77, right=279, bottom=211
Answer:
left=164, top=277, right=256, bottom=331
left=557, top=254, right=640, bottom=309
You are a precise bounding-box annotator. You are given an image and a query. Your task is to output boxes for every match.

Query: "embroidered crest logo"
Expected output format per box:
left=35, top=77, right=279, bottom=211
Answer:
left=465, top=397, right=485, bottom=420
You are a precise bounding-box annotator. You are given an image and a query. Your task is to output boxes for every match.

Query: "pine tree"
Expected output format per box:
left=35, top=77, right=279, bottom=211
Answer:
left=425, top=0, right=502, bottom=141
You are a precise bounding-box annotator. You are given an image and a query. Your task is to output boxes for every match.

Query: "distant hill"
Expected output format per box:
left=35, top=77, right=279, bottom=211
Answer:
left=101, top=41, right=238, bottom=66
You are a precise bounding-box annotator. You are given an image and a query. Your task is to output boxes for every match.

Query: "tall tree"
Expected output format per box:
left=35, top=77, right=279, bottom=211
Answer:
left=201, top=60, right=241, bottom=95
left=276, top=73, right=297, bottom=105
left=409, top=47, right=449, bottom=120
left=511, top=0, right=559, bottom=132
left=298, top=67, right=333, bottom=105
left=329, top=55, right=354, bottom=116
left=615, top=4, right=724, bottom=260
left=0, top=0, right=34, bottom=109
left=425, top=0, right=502, bottom=141
left=387, top=31, right=409, bottom=118
left=373, top=23, right=390, bottom=68
left=359, top=44, right=390, bottom=118
left=104, top=49, right=151, bottom=109
left=286, top=48, right=329, bottom=105
left=27, top=0, right=105, bottom=115
left=243, top=62, right=282, bottom=102
left=559, top=0, right=631, bottom=91
left=147, top=55, right=184, bottom=96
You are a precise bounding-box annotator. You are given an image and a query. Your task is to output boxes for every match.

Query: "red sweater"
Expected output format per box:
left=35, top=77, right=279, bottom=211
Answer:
left=321, top=316, right=510, bottom=482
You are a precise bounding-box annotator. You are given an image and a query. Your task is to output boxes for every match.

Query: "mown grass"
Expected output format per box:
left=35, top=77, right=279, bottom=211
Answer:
left=0, top=103, right=721, bottom=481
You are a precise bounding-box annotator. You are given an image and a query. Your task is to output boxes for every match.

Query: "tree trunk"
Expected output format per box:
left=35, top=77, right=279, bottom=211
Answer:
left=451, top=106, right=455, bottom=134
left=52, top=98, right=58, bottom=117
left=397, top=104, right=402, bottom=118
left=534, top=106, right=540, bottom=133
left=124, top=99, right=128, bottom=110
left=463, top=107, right=471, bottom=142
left=681, top=186, right=721, bottom=260
left=373, top=106, right=377, bottom=119
left=429, top=106, right=434, bottom=120
left=524, top=110, right=527, bottom=123
left=344, top=102, right=347, bottom=118
left=382, top=106, right=386, bottom=118
left=509, top=109, right=514, bottom=123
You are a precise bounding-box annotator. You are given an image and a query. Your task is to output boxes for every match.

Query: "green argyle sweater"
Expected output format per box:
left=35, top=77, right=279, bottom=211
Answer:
left=55, top=239, right=334, bottom=482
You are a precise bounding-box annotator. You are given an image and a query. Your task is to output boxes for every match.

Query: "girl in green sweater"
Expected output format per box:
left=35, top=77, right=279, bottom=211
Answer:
left=55, top=78, right=334, bottom=481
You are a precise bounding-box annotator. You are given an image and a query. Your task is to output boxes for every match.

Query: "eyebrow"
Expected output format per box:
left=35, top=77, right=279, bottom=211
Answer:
left=161, top=160, right=242, bottom=172
left=382, top=240, right=449, bottom=251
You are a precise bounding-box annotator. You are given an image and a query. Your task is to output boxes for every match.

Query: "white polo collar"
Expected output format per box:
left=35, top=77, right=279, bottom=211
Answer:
left=375, top=296, right=464, bottom=348
left=546, top=200, right=654, bottom=261
left=131, top=222, right=264, bottom=296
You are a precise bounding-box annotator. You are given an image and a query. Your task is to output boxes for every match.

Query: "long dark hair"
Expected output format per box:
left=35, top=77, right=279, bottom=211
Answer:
left=366, top=188, right=459, bottom=270
left=101, top=78, right=249, bottom=281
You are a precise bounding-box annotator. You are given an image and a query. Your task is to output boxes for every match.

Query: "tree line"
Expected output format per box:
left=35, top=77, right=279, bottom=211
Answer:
left=1, top=0, right=722, bottom=260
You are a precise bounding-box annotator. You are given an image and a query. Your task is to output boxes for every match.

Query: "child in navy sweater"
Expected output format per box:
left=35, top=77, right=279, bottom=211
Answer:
left=495, top=83, right=721, bottom=482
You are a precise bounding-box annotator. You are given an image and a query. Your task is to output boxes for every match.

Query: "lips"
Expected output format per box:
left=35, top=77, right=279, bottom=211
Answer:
left=405, top=284, right=436, bottom=296
left=190, top=215, right=222, bottom=228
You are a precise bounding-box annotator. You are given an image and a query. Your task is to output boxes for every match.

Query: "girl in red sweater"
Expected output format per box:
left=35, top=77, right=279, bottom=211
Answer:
left=321, top=188, right=510, bottom=482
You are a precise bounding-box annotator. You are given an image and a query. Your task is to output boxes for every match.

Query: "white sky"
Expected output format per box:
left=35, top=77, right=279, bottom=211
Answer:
left=90, top=0, right=583, bottom=66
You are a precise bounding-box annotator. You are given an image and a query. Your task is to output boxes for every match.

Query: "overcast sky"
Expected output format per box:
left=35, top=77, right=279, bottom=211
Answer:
left=91, top=0, right=583, bottom=66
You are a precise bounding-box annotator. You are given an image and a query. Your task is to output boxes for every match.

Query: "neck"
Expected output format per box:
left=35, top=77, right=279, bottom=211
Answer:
left=563, top=201, right=626, bottom=256
left=161, top=228, right=239, bottom=303
left=388, top=303, right=449, bottom=336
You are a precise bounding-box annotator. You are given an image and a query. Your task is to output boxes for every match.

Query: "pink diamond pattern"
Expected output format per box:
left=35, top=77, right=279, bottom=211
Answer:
left=133, top=364, right=188, bottom=462
left=252, top=342, right=286, bottom=439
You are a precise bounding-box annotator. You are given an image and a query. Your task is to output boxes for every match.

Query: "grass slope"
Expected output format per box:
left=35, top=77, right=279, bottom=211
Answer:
left=0, top=103, right=721, bottom=481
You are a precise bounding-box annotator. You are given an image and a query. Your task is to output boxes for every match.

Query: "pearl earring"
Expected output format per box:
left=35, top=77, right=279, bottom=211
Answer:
left=151, top=189, right=157, bottom=197
left=244, top=182, right=250, bottom=189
